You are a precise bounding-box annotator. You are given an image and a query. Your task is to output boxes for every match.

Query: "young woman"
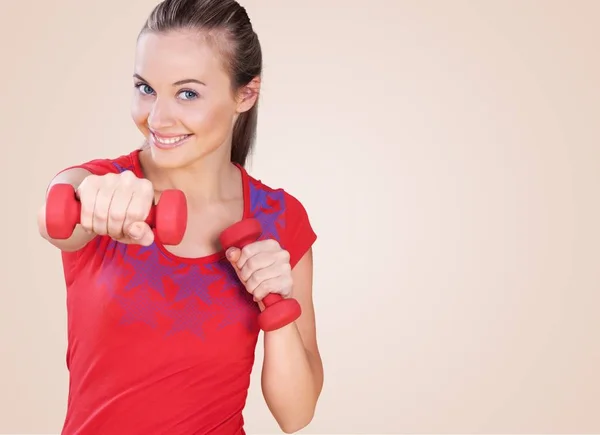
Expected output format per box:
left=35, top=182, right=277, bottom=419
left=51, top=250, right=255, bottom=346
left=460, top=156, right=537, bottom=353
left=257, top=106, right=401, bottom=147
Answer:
left=36, top=0, right=323, bottom=434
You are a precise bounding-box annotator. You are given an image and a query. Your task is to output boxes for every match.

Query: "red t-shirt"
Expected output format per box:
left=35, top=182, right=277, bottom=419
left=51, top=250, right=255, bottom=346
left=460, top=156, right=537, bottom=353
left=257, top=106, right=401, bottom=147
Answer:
left=57, top=149, right=317, bottom=435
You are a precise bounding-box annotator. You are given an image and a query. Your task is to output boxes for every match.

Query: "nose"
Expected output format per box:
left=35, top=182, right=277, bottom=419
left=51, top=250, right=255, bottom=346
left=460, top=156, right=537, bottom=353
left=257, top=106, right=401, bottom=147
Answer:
left=147, top=98, right=176, bottom=130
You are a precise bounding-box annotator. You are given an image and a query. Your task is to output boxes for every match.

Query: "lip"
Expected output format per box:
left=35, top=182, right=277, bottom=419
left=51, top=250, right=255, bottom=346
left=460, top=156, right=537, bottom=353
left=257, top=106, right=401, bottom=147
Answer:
left=150, top=129, right=191, bottom=139
left=150, top=132, right=193, bottom=150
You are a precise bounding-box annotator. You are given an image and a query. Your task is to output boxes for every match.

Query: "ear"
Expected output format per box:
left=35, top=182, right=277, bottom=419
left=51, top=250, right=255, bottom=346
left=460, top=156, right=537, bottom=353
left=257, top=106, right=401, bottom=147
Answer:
left=236, top=76, right=261, bottom=113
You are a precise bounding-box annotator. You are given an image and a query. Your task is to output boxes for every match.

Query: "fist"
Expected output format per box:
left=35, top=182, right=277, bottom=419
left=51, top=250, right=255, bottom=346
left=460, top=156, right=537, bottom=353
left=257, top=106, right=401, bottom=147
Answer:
left=226, top=239, right=293, bottom=302
left=76, top=170, right=156, bottom=245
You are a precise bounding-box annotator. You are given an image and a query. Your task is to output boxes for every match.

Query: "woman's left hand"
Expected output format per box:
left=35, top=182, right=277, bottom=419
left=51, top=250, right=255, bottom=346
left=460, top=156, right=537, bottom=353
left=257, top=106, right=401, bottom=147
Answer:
left=225, top=239, right=293, bottom=302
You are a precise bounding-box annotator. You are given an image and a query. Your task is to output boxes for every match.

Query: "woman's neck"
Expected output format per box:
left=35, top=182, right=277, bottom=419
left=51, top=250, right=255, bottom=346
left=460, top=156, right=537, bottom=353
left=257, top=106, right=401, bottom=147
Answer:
left=138, top=148, right=242, bottom=209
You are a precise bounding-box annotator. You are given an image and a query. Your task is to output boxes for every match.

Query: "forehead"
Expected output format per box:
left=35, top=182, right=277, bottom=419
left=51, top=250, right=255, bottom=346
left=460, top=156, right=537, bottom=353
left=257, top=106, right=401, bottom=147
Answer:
left=134, top=31, right=228, bottom=83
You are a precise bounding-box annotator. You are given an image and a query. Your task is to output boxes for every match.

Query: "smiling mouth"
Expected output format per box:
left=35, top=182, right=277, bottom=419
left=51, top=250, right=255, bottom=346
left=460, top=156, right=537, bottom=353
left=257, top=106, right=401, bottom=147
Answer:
left=151, top=132, right=192, bottom=148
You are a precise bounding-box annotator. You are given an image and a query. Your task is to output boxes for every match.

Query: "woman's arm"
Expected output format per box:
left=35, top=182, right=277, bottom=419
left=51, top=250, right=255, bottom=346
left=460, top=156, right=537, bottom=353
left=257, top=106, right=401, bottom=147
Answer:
left=37, top=168, right=96, bottom=252
left=261, top=248, right=324, bottom=433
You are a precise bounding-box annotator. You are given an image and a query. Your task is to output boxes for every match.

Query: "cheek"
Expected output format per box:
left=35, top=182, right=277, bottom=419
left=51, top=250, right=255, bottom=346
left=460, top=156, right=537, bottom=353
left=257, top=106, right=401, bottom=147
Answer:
left=185, top=101, right=236, bottom=142
left=130, top=99, right=150, bottom=133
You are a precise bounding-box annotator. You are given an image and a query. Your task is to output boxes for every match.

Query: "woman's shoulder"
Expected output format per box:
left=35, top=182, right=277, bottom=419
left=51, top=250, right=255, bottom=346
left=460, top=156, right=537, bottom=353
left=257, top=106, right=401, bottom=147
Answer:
left=242, top=170, right=317, bottom=268
left=243, top=170, right=311, bottom=220
left=58, top=149, right=141, bottom=177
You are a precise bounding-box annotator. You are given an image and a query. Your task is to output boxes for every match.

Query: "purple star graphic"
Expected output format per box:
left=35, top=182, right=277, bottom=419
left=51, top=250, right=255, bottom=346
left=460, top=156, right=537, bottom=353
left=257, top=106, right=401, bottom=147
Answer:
left=211, top=259, right=259, bottom=331
left=169, top=263, right=224, bottom=303
left=121, top=245, right=184, bottom=297
left=249, top=184, right=285, bottom=241
left=95, top=240, right=129, bottom=290
left=165, top=296, right=218, bottom=339
left=112, top=161, right=134, bottom=173
left=113, top=287, right=168, bottom=328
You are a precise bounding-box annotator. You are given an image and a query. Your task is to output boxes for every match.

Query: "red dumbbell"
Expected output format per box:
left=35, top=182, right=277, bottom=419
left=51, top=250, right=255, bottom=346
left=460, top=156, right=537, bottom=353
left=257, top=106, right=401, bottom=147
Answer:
left=45, top=183, right=188, bottom=245
left=219, top=218, right=302, bottom=332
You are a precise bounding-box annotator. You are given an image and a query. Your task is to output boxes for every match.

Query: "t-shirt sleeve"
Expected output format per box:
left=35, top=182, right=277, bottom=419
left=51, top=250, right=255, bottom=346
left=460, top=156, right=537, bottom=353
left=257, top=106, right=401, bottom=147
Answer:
left=54, top=156, right=131, bottom=178
left=282, top=191, right=317, bottom=269
left=53, top=154, right=135, bottom=285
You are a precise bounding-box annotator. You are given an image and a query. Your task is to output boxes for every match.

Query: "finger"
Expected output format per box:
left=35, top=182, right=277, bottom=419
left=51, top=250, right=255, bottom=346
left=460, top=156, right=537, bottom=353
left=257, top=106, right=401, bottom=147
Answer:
left=77, top=177, right=99, bottom=233
left=237, top=239, right=280, bottom=269
left=252, top=276, right=292, bottom=301
left=121, top=221, right=154, bottom=246
left=238, top=251, right=277, bottom=282
left=225, top=247, right=242, bottom=267
left=92, top=184, right=117, bottom=236
left=245, top=262, right=284, bottom=293
left=137, top=223, right=155, bottom=246
left=106, top=187, right=134, bottom=239
left=123, top=180, right=154, bottom=236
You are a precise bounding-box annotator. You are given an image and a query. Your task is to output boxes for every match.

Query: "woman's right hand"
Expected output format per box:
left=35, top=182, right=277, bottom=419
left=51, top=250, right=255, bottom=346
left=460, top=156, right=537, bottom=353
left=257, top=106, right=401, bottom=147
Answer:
left=76, top=170, right=156, bottom=246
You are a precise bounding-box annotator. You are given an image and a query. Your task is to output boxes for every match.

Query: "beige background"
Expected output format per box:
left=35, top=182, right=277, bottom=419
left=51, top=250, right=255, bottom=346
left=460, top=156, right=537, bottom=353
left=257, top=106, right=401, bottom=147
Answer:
left=1, top=0, right=599, bottom=433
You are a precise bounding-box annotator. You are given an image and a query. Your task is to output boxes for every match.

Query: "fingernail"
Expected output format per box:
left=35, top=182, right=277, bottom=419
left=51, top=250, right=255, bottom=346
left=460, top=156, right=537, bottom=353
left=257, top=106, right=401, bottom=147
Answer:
left=226, top=247, right=235, bottom=259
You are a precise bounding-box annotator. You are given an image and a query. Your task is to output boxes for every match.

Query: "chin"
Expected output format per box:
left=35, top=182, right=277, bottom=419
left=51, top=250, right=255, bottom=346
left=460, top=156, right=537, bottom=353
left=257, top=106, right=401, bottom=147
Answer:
left=147, top=139, right=219, bottom=170
left=148, top=145, right=195, bottom=169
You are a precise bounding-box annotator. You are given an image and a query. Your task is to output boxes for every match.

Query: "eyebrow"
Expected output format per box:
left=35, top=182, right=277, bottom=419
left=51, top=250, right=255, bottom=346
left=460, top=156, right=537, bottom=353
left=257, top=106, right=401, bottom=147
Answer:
left=133, top=74, right=206, bottom=87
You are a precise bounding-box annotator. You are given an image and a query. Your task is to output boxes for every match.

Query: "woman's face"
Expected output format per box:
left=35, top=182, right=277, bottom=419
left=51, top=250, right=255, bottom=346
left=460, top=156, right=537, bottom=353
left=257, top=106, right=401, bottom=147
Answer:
left=131, top=30, right=252, bottom=169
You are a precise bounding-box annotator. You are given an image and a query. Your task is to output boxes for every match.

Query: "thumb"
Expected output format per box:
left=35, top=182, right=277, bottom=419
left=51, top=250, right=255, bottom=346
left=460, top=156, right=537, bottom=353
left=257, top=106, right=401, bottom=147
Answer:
left=225, top=247, right=242, bottom=267
left=126, top=221, right=154, bottom=246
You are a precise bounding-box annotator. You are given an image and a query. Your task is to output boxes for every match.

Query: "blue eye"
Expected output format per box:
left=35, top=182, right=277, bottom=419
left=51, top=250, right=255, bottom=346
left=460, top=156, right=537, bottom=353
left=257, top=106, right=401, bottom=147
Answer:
left=135, top=83, right=154, bottom=95
left=178, top=90, right=198, bottom=100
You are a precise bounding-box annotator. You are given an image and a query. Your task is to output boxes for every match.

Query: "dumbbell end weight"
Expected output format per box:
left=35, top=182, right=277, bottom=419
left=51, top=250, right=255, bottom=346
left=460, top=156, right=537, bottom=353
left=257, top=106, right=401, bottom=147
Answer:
left=258, top=296, right=302, bottom=331
left=45, top=183, right=81, bottom=240
left=151, top=189, right=188, bottom=245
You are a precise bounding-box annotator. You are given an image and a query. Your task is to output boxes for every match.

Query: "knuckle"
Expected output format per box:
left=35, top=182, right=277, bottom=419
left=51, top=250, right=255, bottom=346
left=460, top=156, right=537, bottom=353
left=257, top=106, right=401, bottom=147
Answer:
left=109, top=209, right=125, bottom=222
left=252, top=268, right=265, bottom=283
left=79, top=204, right=92, bottom=218
left=280, top=249, right=290, bottom=262
left=77, top=177, right=96, bottom=196
left=139, top=178, right=154, bottom=194
left=246, top=257, right=258, bottom=271
left=250, top=271, right=265, bottom=287
left=119, top=171, right=136, bottom=185
left=281, top=262, right=291, bottom=273
left=255, top=281, right=268, bottom=294
left=103, top=172, right=118, bottom=183
left=80, top=174, right=95, bottom=188
left=241, top=245, right=254, bottom=258
left=126, top=209, right=143, bottom=223
left=107, top=225, right=122, bottom=237
left=263, top=280, right=276, bottom=294
left=94, top=217, right=107, bottom=227
left=93, top=210, right=107, bottom=223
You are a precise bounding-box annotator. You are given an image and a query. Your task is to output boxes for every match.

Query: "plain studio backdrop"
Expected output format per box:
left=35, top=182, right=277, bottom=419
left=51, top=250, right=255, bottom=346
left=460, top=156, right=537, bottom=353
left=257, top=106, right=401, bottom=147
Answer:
left=1, top=0, right=599, bottom=434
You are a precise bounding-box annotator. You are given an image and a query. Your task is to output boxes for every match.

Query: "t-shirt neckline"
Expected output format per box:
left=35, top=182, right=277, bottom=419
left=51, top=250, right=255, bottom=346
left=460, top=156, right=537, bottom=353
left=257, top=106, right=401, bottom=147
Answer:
left=127, top=148, right=252, bottom=265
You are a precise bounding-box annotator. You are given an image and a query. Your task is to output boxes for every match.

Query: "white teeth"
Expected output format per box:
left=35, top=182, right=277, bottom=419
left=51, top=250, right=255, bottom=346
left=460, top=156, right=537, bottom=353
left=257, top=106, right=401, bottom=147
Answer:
left=153, top=134, right=189, bottom=145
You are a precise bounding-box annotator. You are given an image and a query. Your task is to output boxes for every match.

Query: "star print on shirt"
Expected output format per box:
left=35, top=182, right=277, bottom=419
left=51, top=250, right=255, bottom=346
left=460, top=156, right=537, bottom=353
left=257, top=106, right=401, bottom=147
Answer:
left=211, top=259, right=259, bottom=332
left=169, top=263, right=224, bottom=303
left=165, top=296, right=219, bottom=339
left=113, top=286, right=168, bottom=328
left=112, top=161, right=135, bottom=173
left=120, top=245, right=185, bottom=297
left=249, top=182, right=285, bottom=241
